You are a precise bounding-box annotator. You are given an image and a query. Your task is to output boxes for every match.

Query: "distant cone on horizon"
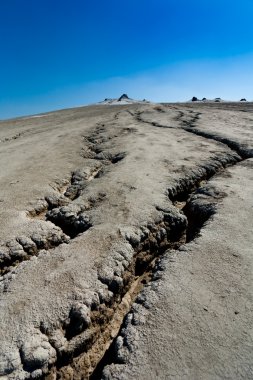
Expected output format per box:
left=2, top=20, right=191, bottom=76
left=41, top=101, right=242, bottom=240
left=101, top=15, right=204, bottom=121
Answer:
left=118, top=94, right=130, bottom=101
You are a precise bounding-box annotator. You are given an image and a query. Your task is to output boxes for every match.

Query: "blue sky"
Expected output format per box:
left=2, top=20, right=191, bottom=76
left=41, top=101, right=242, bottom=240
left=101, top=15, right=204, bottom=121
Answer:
left=0, top=0, right=252, bottom=118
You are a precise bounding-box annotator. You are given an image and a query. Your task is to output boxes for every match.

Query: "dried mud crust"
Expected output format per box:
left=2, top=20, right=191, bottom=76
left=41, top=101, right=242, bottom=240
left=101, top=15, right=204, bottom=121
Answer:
left=0, top=104, right=252, bottom=380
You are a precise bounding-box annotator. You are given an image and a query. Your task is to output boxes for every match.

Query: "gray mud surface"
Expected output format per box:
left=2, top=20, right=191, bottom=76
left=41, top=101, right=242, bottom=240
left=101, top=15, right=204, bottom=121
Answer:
left=0, top=102, right=252, bottom=379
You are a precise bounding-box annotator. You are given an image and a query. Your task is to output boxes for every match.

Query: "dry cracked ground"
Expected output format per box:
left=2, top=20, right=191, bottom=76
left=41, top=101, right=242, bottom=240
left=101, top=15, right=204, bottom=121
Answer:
left=0, top=101, right=252, bottom=380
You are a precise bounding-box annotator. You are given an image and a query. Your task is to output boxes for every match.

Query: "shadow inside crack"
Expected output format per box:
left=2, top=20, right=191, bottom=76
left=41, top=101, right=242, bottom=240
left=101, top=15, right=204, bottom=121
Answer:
left=46, top=208, right=92, bottom=239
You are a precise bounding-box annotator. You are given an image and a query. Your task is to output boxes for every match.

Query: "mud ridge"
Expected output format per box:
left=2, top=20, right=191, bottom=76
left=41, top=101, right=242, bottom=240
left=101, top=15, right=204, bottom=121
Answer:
left=0, top=129, right=32, bottom=143
left=0, top=229, right=70, bottom=277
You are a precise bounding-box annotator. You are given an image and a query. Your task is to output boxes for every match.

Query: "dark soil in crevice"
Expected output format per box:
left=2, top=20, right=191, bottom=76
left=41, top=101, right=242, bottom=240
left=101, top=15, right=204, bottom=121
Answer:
left=89, top=329, right=123, bottom=380
left=183, top=200, right=215, bottom=243
left=111, top=152, right=126, bottom=164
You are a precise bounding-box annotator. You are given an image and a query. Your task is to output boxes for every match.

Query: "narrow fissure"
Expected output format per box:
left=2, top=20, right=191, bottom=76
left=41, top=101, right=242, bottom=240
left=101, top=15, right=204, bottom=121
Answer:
left=89, top=319, right=127, bottom=380
left=135, top=110, right=173, bottom=129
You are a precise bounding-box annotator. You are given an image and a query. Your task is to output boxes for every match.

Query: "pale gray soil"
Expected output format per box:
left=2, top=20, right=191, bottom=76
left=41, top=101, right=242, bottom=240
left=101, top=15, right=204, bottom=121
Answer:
left=0, top=102, right=252, bottom=379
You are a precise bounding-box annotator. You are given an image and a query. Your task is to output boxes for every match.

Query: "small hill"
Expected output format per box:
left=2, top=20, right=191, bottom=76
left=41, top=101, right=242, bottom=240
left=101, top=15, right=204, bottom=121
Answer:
left=118, top=94, right=129, bottom=101
left=97, top=94, right=150, bottom=105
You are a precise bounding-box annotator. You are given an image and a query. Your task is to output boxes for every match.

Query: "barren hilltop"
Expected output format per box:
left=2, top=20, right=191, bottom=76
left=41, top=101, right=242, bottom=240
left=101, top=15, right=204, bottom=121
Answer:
left=0, top=100, right=253, bottom=379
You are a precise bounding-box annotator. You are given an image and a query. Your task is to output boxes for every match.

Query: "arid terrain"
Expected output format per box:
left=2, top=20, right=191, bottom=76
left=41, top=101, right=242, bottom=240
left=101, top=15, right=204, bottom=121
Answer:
left=0, top=101, right=253, bottom=379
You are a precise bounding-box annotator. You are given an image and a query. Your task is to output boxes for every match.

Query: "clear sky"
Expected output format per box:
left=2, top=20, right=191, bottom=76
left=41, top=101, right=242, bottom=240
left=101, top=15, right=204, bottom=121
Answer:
left=0, top=0, right=253, bottom=119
